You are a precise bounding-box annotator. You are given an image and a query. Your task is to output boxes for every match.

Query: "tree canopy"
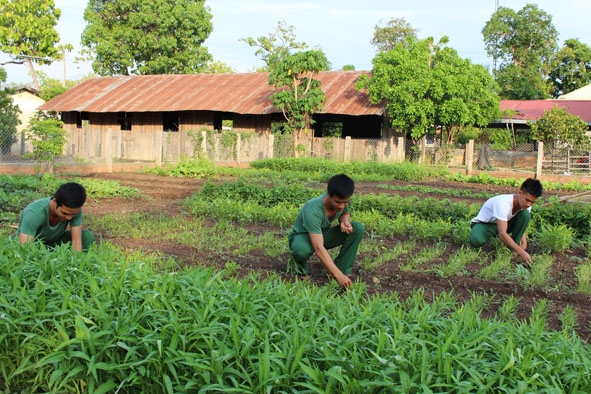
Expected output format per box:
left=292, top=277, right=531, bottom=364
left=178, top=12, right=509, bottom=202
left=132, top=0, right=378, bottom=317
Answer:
left=241, top=20, right=308, bottom=72
left=530, top=106, right=590, bottom=152
left=482, top=4, right=558, bottom=99
left=548, top=39, right=591, bottom=98
left=268, top=50, right=329, bottom=148
left=358, top=37, right=500, bottom=145
left=0, top=0, right=62, bottom=89
left=371, top=17, right=418, bottom=52
left=81, top=0, right=213, bottom=76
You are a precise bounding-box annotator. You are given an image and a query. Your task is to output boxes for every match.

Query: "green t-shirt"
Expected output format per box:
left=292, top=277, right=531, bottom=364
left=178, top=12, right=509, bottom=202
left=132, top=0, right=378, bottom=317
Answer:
left=290, top=192, right=349, bottom=235
left=17, top=197, right=83, bottom=243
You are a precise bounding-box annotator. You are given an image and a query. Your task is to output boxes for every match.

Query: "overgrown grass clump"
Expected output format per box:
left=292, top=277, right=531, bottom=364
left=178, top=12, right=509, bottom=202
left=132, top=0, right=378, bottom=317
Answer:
left=2, top=240, right=590, bottom=393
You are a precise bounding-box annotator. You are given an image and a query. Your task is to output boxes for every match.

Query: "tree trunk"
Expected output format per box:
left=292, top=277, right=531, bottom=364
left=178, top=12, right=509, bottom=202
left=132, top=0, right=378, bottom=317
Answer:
left=25, top=58, right=39, bottom=90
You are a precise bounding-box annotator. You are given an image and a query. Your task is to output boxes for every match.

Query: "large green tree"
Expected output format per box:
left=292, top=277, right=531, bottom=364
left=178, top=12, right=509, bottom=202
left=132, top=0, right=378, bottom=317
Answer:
left=268, top=50, right=329, bottom=152
left=0, top=0, right=61, bottom=89
left=530, top=106, right=590, bottom=153
left=548, top=39, right=591, bottom=98
left=358, top=37, right=499, bottom=146
left=81, top=0, right=213, bottom=76
left=482, top=4, right=558, bottom=99
left=241, top=21, right=308, bottom=72
left=371, top=17, right=418, bottom=52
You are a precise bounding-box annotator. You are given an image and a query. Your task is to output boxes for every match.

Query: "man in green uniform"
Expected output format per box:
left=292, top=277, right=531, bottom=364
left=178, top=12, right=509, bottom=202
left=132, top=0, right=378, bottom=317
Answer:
left=16, top=182, right=95, bottom=252
left=288, top=174, right=364, bottom=288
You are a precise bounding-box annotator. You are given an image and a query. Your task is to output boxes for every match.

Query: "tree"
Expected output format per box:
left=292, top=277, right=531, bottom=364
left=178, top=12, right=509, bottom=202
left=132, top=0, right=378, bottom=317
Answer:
left=0, top=68, right=21, bottom=155
left=241, top=20, right=308, bottom=72
left=0, top=0, right=62, bottom=90
left=358, top=37, right=499, bottom=147
left=268, top=50, right=329, bottom=153
left=203, top=60, right=235, bottom=74
left=548, top=39, right=591, bottom=98
left=81, top=0, right=213, bottom=76
left=482, top=4, right=558, bottom=99
left=529, top=105, right=590, bottom=154
left=37, top=71, right=86, bottom=101
left=25, top=113, right=67, bottom=174
left=371, top=17, right=418, bottom=52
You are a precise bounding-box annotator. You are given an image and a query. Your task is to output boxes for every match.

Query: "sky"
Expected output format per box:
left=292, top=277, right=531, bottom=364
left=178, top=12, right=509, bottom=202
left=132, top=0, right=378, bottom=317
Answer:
left=3, top=0, right=591, bottom=85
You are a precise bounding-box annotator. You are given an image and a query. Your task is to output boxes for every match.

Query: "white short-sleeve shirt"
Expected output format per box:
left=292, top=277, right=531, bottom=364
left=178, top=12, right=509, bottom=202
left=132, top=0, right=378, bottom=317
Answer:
left=471, top=194, right=530, bottom=224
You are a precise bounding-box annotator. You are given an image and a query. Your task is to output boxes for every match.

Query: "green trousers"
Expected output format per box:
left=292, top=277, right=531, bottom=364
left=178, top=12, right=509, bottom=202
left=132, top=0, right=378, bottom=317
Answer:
left=469, top=210, right=531, bottom=248
left=288, top=221, right=364, bottom=275
left=46, top=229, right=96, bottom=252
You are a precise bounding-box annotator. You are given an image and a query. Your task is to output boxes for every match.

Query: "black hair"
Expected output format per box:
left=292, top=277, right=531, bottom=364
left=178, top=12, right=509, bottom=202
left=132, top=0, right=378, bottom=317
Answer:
left=327, top=174, right=355, bottom=198
left=54, top=182, right=87, bottom=208
left=521, top=178, right=543, bottom=197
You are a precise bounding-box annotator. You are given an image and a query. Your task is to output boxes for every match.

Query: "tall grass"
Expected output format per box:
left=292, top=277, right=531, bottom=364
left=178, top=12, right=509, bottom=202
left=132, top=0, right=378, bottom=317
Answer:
left=2, top=240, right=591, bottom=392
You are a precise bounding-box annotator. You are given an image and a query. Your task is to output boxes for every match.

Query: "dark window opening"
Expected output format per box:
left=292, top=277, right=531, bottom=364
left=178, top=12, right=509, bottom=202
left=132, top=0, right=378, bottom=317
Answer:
left=213, top=112, right=234, bottom=132
left=163, top=112, right=180, bottom=132
left=117, top=112, right=132, bottom=131
left=322, top=121, right=343, bottom=138
left=76, top=111, right=90, bottom=129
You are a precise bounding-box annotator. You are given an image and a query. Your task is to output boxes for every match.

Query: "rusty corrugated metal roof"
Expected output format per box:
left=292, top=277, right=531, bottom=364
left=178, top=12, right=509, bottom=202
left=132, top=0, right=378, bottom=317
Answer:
left=501, top=100, right=591, bottom=123
left=39, top=71, right=384, bottom=116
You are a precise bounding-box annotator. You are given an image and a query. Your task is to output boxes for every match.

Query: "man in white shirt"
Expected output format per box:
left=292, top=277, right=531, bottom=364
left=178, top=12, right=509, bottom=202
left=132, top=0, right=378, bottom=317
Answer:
left=469, top=178, right=543, bottom=264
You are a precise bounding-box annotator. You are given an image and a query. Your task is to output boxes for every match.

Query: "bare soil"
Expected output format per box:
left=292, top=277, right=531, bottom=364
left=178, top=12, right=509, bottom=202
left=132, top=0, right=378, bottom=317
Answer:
left=82, top=172, right=591, bottom=342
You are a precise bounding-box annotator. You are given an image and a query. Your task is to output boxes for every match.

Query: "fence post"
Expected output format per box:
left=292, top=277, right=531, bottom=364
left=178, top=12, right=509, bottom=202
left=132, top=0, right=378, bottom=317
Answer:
left=201, top=131, right=207, bottom=157
left=268, top=134, right=274, bottom=159
left=236, top=133, right=241, bottom=165
left=105, top=128, right=113, bottom=172
left=344, top=136, right=351, bottom=162
left=397, top=137, right=405, bottom=162
left=155, top=131, right=163, bottom=166
left=466, top=139, right=474, bottom=176
left=536, top=142, right=544, bottom=179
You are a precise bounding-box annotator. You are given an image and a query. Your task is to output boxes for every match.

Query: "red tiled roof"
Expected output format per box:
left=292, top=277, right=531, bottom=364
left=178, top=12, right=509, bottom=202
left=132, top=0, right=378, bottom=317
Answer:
left=500, top=100, right=591, bottom=123
left=39, top=71, right=384, bottom=116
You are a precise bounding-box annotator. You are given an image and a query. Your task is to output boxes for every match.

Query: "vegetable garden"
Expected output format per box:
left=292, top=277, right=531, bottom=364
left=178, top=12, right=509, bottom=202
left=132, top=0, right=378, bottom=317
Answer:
left=1, top=158, right=591, bottom=393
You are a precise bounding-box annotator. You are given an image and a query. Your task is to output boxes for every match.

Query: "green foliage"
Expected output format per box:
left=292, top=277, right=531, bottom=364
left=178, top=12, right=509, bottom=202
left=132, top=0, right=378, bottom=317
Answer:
left=0, top=0, right=61, bottom=88
left=488, top=128, right=512, bottom=150
left=483, top=4, right=558, bottom=99
left=359, top=37, right=499, bottom=144
left=250, top=157, right=445, bottom=181
left=147, top=157, right=217, bottom=179
left=37, top=71, right=83, bottom=101
left=0, top=76, right=21, bottom=154
left=371, top=17, right=418, bottom=52
left=81, top=0, right=213, bottom=76
left=529, top=105, right=591, bottom=152
left=456, top=127, right=480, bottom=145
left=268, top=50, right=329, bottom=137
left=2, top=240, right=590, bottom=392
left=548, top=38, right=591, bottom=98
left=240, top=20, right=308, bottom=72
left=534, top=202, right=591, bottom=242
left=24, top=116, right=67, bottom=173
left=0, top=174, right=138, bottom=216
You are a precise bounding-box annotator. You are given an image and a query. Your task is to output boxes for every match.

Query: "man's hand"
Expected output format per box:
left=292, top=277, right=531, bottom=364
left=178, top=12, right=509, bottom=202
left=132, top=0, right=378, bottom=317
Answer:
left=332, top=272, right=352, bottom=288
left=340, top=221, right=353, bottom=234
